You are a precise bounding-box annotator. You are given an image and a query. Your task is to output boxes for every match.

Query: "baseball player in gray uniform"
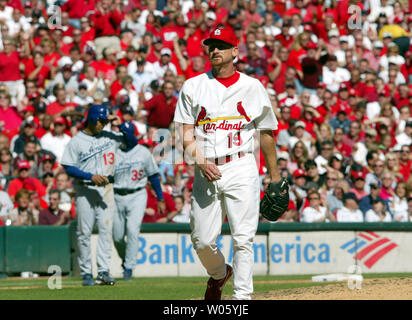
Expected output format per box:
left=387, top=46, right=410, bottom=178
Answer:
left=61, top=105, right=138, bottom=286
left=112, top=122, right=165, bottom=280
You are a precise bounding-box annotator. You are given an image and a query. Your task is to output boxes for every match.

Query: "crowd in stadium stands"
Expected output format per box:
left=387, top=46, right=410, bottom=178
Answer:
left=0, top=0, right=411, bottom=226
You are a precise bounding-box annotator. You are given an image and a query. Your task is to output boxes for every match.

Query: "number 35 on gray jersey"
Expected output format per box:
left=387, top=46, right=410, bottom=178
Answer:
left=114, top=145, right=159, bottom=189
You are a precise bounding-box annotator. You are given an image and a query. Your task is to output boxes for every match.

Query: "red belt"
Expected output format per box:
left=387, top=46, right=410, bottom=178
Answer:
left=214, top=152, right=246, bottom=165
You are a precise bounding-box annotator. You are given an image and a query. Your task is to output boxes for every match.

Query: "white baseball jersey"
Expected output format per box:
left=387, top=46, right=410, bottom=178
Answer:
left=113, top=145, right=159, bottom=189
left=61, top=130, right=125, bottom=182
left=174, top=71, right=278, bottom=158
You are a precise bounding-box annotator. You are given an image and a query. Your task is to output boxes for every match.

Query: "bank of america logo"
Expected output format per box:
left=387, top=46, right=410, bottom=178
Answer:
left=340, top=232, right=398, bottom=268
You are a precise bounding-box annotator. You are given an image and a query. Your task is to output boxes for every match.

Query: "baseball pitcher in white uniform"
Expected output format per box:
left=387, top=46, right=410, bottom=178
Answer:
left=173, top=27, right=282, bottom=300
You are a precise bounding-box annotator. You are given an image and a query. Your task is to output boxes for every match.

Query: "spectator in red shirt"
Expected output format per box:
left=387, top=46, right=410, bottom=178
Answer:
left=185, top=0, right=205, bottom=26
left=24, top=51, right=51, bottom=88
left=242, top=0, right=264, bottom=30
left=184, top=55, right=207, bottom=79
left=288, top=32, right=309, bottom=75
left=0, top=36, right=29, bottom=106
left=90, top=47, right=117, bottom=82
left=61, top=30, right=83, bottom=56
left=333, top=127, right=352, bottom=158
left=110, top=64, right=127, bottom=102
left=275, top=21, right=294, bottom=49
left=398, top=145, right=411, bottom=182
left=170, top=37, right=188, bottom=75
left=159, top=13, right=185, bottom=50
left=20, top=80, right=39, bottom=110
left=61, top=0, right=96, bottom=29
left=145, top=12, right=162, bottom=38
left=342, top=120, right=364, bottom=151
left=145, top=35, right=164, bottom=63
left=0, top=89, right=22, bottom=137
left=209, top=0, right=228, bottom=26
left=143, top=184, right=177, bottom=223
left=393, top=84, right=409, bottom=108
left=79, top=17, right=96, bottom=51
left=246, top=42, right=267, bottom=76
left=7, top=160, right=46, bottom=201
left=173, top=35, right=207, bottom=79
left=37, top=154, right=58, bottom=180
left=269, top=46, right=289, bottom=88
left=118, top=45, right=137, bottom=68
left=349, top=170, right=368, bottom=201
left=143, top=80, right=177, bottom=138
left=274, top=105, right=291, bottom=136
left=91, top=0, right=123, bottom=60
left=34, top=114, right=53, bottom=139
left=57, top=11, right=75, bottom=37
left=184, top=20, right=204, bottom=58
left=300, top=41, right=322, bottom=92
left=41, top=38, right=60, bottom=77
left=38, top=189, right=71, bottom=225
left=46, top=87, right=78, bottom=118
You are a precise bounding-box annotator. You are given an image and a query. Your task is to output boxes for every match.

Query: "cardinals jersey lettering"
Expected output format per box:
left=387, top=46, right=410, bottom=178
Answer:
left=174, top=71, right=278, bottom=158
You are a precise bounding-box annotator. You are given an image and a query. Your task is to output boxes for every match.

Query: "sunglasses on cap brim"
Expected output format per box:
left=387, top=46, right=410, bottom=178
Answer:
left=98, top=118, right=110, bottom=125
left=207, top=40, right=234, bottom=51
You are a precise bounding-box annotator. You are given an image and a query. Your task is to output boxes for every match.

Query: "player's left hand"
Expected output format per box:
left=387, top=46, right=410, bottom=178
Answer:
left=108, top=114, right=121, bottom=123
left=92, top=174, right=109, bottom=186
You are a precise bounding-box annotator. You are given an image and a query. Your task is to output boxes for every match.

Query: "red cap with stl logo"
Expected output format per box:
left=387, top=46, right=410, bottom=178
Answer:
left=204, top=27, right=238, bottom=47
left=293, top=169, right=307, bottom=178
left=18, top=160, right=31, bottom=170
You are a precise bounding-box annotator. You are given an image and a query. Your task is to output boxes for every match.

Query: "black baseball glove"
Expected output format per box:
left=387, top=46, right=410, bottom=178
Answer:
left=260, top=177, right=290, bottom=221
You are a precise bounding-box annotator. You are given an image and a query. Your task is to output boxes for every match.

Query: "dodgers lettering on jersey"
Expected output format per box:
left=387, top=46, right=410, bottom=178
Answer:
left=113, top=145, right=159, bottom=189
left=61, top=130, right=124, bottom=178
left=174, top=71, right=278, bottom=158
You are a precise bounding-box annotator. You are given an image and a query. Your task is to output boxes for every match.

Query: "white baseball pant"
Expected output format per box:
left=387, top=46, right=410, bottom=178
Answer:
left=190, top=153, right=260, bottom=300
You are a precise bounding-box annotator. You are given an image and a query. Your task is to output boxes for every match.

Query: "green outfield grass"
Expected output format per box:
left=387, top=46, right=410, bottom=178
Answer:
left=1, top=273, right=411, bottom=300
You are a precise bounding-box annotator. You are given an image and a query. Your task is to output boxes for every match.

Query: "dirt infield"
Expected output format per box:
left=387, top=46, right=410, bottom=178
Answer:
left=249, top=277, right=412, bottom=300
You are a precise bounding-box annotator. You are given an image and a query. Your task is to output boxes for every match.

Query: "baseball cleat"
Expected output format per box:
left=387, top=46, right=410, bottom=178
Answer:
left=82, top=274, right=95, bottom=286
left=204, top=264, right=233, bottom=300
left=96, top=272, right=115, bottom=286
left=123, top=268, right=132, bottom=281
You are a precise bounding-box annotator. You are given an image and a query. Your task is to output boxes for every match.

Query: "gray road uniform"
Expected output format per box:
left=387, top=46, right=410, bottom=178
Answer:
left=61, top=130, right=126, bottom=276
left=112, top=145, right=159, bottom=271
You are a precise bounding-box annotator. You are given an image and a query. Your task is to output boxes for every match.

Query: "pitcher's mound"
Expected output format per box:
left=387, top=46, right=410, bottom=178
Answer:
left=251, top=277, right=412, bottom=300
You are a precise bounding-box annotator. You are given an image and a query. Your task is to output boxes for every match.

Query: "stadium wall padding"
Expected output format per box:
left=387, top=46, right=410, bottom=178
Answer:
left=0, top=226, right=71, bottom=274
left=0, top=227, right=4, bottom=274
left=1, top=222, right=412, bottom=276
